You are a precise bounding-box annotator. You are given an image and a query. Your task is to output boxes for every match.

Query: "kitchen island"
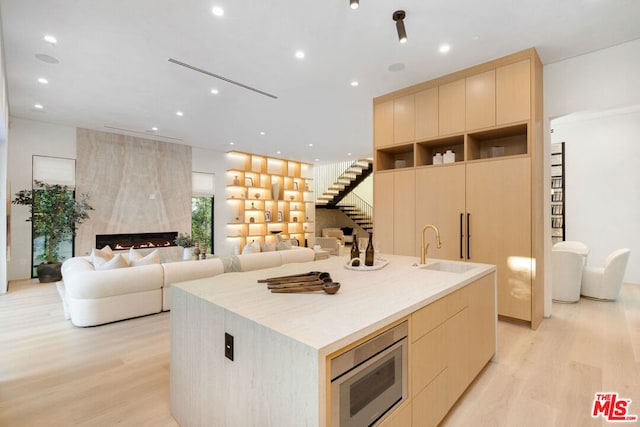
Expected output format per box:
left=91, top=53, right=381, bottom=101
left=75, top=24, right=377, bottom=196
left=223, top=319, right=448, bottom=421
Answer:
left=170, top=254, right=496, bottom=427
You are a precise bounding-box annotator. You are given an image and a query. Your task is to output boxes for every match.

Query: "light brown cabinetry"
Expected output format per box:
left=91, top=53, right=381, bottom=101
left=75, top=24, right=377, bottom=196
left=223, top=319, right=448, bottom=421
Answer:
left=226, top=151, right=314, bottom=250
left=374, top=100, right=394, bottom=148
left=466, top=157, right=531, bottom=320
left=496, top=59, right=530, bottom=125
left=410, top=272, right=496, bottom=427
left=415, top=87, right=439, bottom=140
left=394, top=94, right=415, bottom=144
left=438, top=79, right=466, bottom=135
left=414, top=164, right=465, bottom=258
left=374, top=170, right=415, bottom=256
left=373, top=48, right=544, bottom=328
left=466, top=69, right=496, bottom=130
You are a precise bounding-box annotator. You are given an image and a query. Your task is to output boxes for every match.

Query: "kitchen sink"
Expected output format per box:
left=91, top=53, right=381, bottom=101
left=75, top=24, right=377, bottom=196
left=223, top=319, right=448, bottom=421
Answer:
left=419, top=261, right=477, bottom=273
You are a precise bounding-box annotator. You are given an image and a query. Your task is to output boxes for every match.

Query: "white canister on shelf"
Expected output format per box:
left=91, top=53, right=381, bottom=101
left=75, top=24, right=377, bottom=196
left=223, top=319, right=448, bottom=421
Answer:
left=443, top=149, right=455, bottom=164
left=433, top=152, right=443, bottom=164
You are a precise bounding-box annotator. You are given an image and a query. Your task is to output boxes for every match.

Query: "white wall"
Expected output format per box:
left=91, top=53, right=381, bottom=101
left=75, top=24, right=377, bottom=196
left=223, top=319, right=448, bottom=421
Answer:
left=543, top=38, right=640, bottom=313
left=192, top=147, right=232, bottom=256
left=1, top=18, right=9, bottom=293
left=551, top=108, right=640, bottom=283
left=6, top=117, right=76, bottom=280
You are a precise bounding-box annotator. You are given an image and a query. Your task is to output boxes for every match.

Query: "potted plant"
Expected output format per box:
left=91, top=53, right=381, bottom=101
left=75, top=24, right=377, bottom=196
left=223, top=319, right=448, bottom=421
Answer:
left=174, top=233, right=194, bottom=260
left=12, top=180, right=93, bottom=283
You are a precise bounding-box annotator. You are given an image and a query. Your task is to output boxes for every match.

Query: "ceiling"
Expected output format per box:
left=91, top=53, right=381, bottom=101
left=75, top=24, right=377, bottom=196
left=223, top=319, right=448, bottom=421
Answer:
left=2, top=0, right=640, bottom=164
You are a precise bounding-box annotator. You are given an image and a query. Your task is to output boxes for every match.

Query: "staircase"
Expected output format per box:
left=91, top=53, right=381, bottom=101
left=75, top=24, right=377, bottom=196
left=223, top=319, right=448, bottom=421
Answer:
left=315, top=159, right=373, bottom=207
left=316, top=159, right=374, bottom=233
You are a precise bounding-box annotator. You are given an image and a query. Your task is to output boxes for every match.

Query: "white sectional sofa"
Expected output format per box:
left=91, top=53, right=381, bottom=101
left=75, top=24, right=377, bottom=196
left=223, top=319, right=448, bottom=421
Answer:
left=58, top=247, right=315, bottom=327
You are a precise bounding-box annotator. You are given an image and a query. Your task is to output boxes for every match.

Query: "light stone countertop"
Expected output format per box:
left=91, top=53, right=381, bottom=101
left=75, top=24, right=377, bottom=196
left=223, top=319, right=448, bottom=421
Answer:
left=174, top=254, right=495, bottom=357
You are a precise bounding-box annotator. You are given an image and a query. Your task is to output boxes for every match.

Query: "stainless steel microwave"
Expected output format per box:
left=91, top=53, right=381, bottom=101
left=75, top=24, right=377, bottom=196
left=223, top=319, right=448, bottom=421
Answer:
left=330, top=321, right=408, bottom=426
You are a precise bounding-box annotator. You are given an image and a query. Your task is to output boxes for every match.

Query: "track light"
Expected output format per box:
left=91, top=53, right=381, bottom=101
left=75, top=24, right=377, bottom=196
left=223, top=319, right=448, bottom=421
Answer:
left=393, top=10, right=407, bottom=43
left=350, top=0, right=359, bottom=9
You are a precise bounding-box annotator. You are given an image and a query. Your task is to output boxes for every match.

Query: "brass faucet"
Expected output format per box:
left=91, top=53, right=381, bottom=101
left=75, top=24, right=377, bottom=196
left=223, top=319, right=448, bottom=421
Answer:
left=421, top=224, right=442, bottom=264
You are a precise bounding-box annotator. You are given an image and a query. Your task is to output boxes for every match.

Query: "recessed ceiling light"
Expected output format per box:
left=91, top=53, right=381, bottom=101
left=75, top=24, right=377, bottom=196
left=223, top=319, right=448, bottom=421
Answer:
left=350, top=0, right=359, bottom=10
left=35, top=53, right=59, bottom=64
left=295, top=50, right=305, bottom=59
left=44, top=35, right=57, bottom=44
left=439, top=44, right=451, bottom=54
left=347, top=152, right=352, bottom=156
left=151, top=127, right=158, bottom=131
left=212, top=6, right=224, bottom=16
left=34, top=103, right=44, bottom=109
left=229, top=142, right=235, bottom=145
left=276, top=150, right=281, bottom=154
left=351, top=81, right=359, bottom=87
left=314, top=158, right=320, bottom=162
left=176, top=111, right=184, bottom=116
left=260, top=131, right=265, bottom=135
left=211, top=88, right=219, bottom=95
left=37, top=77, right=49, bottom=84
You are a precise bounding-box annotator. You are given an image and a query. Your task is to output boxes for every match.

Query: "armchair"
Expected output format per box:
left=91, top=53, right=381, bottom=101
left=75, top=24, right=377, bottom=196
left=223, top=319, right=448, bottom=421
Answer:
left=580, top=248, right=631, bottom=301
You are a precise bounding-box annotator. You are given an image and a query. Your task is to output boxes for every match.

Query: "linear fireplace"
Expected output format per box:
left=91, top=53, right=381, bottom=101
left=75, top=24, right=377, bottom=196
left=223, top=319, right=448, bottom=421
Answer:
left=96, top=232, right=178, bottom=250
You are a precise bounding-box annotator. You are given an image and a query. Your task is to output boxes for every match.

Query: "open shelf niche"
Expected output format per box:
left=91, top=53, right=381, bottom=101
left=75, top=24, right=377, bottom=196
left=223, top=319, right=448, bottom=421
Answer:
left=226, top=151, right=314, bottom=251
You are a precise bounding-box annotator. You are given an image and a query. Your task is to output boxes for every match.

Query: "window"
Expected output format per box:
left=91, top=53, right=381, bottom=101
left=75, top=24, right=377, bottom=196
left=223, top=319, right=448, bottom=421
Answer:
left=192, top=172, right=215, bottom=254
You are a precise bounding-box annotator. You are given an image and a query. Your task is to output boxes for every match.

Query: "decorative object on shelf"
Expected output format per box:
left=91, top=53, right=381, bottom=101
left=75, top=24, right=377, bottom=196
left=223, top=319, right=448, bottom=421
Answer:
left=489, top=146, right=505, bottom=158
left=233, top=175, right=239, bottom=185
left=293, top=181, right=298, bottom=190
left=365, top=232, right=375, bottom=266
left=289, top=195, right=294, bottom=201
left=443, top=149, right=455, bottom=164
left=254, top=193, right=260, bottom=199
left=277, top=211, right=283, bottom=222
left=251, top=202, right=255, bottom=209
left=272, top=183, right=279, bottom=200
left=234, top=216, right=242, bottom=223
left=265, top=210, right=272, bottom=222
left=433, top=152, right=443, bottom=164
left=245, top=177, right=253, bottom=187
left=293, top=216, right=298, bottom=222
left=270, top=230, right=282, bottom=234
left=250, top=217, right=255, bottom=223
left=305, top=182, right=309, bottom=191
left=12, top=179, right=94, bottom=282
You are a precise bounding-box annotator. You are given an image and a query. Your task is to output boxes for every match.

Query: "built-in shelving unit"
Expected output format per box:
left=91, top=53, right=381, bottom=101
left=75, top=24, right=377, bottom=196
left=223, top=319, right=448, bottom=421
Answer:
left=551, top=142, right=565, bottom=243
left=226, top=151, right=314, bottom=250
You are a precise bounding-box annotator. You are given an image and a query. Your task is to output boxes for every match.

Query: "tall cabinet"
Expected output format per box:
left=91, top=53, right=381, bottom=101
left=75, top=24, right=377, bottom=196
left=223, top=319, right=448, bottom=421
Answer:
left=373, top=49, right=544, bottom=328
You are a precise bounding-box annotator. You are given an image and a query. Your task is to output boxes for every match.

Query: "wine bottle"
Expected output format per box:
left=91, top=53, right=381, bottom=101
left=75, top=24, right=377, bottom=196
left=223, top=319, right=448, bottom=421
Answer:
left=350, top=233, right=359, bottom=260
left=365, top=232, right=374, bottom=266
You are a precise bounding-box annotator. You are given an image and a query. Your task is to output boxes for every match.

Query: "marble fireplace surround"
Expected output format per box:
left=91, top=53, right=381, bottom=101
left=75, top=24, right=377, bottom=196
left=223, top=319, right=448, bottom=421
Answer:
left=75, top=128, right=192, bottom=257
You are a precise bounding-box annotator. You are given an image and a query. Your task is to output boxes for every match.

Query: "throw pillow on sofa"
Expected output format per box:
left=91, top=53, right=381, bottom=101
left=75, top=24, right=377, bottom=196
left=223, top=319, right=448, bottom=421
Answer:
left=96, top=253, right=129, bottom=271
left=91, top=245, right=114, bottom=268
left=242, top=240, right=261, bottom=254
left=129, top=248, right=160, bottom=266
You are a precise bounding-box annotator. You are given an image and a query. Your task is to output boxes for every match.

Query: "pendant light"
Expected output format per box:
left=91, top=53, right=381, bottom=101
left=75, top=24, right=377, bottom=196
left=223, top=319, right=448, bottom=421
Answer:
left=350, top=0, right=359, bottom=9
left=393, top=10, right=407, bottom=43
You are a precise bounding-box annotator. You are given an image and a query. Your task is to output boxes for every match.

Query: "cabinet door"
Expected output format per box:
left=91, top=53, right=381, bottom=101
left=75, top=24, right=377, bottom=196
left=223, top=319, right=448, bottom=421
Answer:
left=466, top=158, right=532, bottom=321
left=412, top=369, right=448, bottom=427
left=374, top=172, right=394, bottom=254
left=415, top=87, right=438, bottom=140
left=468, top=272, right=496, bottom=378
left=374, top=100, right=394, bottom=148
left=393, top=169, right=416, bottom=256
left=415, top=164, right=466, bottom=260
left=379, top=401, right=412, bottom=427
left=394, top=94, right=415, bottom=144
left=438, top=79, right=465, bottom=135
left=466, top=70, right=496, bottom=131
left=445, top=308, right=470, bottom=407
left=496, top=59, right=530, bottom=125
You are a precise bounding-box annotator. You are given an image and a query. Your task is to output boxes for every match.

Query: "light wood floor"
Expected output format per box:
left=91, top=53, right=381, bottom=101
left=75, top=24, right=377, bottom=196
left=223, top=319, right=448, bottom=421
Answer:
left=1, top=280, right=639, bottom=427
